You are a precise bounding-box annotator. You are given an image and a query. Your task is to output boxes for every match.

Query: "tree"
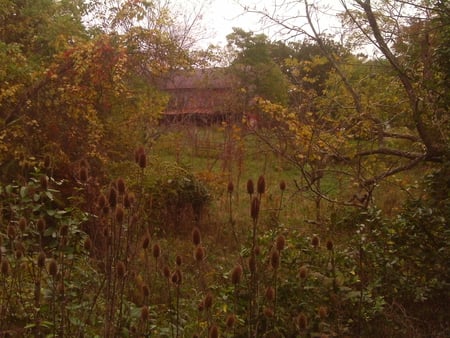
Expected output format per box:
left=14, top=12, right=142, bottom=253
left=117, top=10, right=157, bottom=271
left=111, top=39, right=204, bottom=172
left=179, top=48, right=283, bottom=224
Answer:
left=226, top=28, right=289, bottom=111
left=243, top=0, right=449, bottom=209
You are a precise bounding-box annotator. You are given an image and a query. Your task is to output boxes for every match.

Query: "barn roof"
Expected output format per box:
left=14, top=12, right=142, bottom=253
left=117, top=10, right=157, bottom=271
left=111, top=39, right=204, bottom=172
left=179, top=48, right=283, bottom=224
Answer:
left=161, top=68, right=235, bottom=90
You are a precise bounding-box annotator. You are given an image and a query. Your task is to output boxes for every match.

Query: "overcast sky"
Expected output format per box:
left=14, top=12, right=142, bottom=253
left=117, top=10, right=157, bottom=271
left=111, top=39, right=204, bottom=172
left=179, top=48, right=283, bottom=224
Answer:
left=184, top=0, right=343, bottom=47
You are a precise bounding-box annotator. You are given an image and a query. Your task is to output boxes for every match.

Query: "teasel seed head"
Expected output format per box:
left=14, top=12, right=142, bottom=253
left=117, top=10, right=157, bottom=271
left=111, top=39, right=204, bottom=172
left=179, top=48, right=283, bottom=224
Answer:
left=84, top=237, right=92, bottom=252
left=208, top=324, right=218, bottom=338
left=264, top=307, right=274, bottom=318
left=270, top=249, right=280, bottom=270
left=198, top=301, right=205, bottom=312
left=37, top=218, right=46, bottom=234
left=250, top=196, right=260, bottom=220
left=318, top=306, right=328, bottom=319
left=311, top=235, right=320, bottom=248
left=79, top=166, right=88, bottom=183
left=97, top=193, right=107, bottom=209
left=140, top=305, right=149, bottom=321
left=40, top=175, right=48, bottom=190
left=44, top=155, right=51, bottom=169
left=108, top=187, right=117, bottom=208
left=1, top=259, right=11, bottom=276
left=231, top=264, right=243, bottom=285
left=326, top=240, right=334, bottom=251
left=142, top=284, right=150, bottom=298
left=142, top=234, right=150, bottom=249
left=138, top=152, right=147, bottom=169
left=7, top=224, right=16, bottom=239
left=115, top=205, right=125, bottom=224
left=257, top=175, right=265, bottom=194
left=279, top=180, right=286, bottom=191
left=227, top=181, right=234, bottom=194
left=276, top=234, right=286, bottom=251
left=37, top=251, right=46, bottom=269
left=265, top=286, right=275, bottom=302
left=192, top=227, right=201, bottom=246
left=59, top=224, right=69, bottom=237
left=18, top=217, right=27, bottom=232
left=48, top=259, right=58, bottom=277
left=152, top=243, right=161, bottom=259
left=226, top=314, right=236, bottom=328
left=297, top=312, right=307, bottom=330
left=171, top=269, right=182, bottom=285
left=116, top=261, right=126, bottom=279
left=299, top=266, right=308, bottom=279
left=116, top=178, right=126, bottom=195
left=163, top=266, right=171, bottom=279
left=247, top=179, right=254, bottom=195
left=134, top=146, right=145, bottom=164
left=176, top=255, right=182, bottom=266
left=204, top=292, right=213, bottom=310
left=59, top=236, right=67, bottom=247
left=194, top=246, right=205, bottom=262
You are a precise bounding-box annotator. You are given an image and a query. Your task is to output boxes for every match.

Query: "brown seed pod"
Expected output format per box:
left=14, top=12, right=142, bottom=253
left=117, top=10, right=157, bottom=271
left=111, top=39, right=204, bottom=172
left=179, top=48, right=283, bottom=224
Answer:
left=250, top=196, right=260, bottom=220
left=116, top=261, right=126, bottom=279
left=37, top=218, right=46, bottom=234
left=279, top=180, right=286, bottom=191
left=18, top=217, right=27, bottom=232
left=138, top=153, right=147, bottom=169
left=37, top=251, right=46, bottom=269
left=231, top=264, right=243, bottom=285
left=299, top=266, right=308, bottom=279
left=142, top=284, right=150, bottom=298
left=264, top=307, right=274, bottom=318
left=134, top=146, right=145, bottom=164
left=198, top=300, right=205, bottom=312
left=270, top=249, right=280, bottom=270
left=59, top=224, right=69, bottom=237
left=194, top=246, right=205, bottom=262
left=226, top=313, right=236, bottom=328
left=171, top=270, right=180, bottom=285
left=176, top=255, right=182, bottom=266
left=44, top=155, right=51, bottom=168
left=276, top=234, right=286, bottom=251
left=208, top=325, right=218, bottom=338
left=152, top=243, right=161, bottom=259
left=140, top=305, right=149, bottom=321
left=265, top=286, right=275, bottom=302
left=204, top=292, right=213, bottom=310
left=318, top=306, right=328, bottom=319
left=79, top=167, right=88, bottom=183
left=163, top=266, right=171, bottom=279
left=97, top=194, right=107, bottom=209
left=142, top=235, right=150, bottom=249
left=115, top=205, right=124, bottom=224
left=7, top=224, right=16, bottom=239
left=1, top=259, right=10, bottom=276
left=247, top=179, right=254, bottom=195
left=227, top=181, right=234, bottom=193
left=108, top=187, right=117, bottom=208
left=311, top=235, right=320, bottom=248
left=326, top=240, right=334, bottom=251
left=297, top=312, right=307, bottom=330
left=192, top=227, right=201, bottom=246
left=257, top=175, right=265, bottom=194
left=116, top=178, right=126, bottom=195
left=48, top=259, right=58, bottom=277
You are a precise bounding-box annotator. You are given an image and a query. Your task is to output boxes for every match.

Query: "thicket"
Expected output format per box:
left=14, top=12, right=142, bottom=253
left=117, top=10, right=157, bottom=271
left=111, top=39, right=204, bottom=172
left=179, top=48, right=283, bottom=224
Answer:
left=0, top=147, right=448, bottom=337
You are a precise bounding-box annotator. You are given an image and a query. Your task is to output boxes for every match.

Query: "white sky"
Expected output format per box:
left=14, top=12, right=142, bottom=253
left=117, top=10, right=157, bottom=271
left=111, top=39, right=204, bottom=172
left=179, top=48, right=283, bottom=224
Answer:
left=180, top=0, right=344, bottom=48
